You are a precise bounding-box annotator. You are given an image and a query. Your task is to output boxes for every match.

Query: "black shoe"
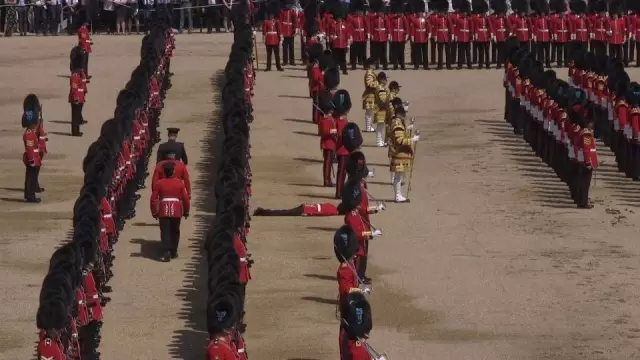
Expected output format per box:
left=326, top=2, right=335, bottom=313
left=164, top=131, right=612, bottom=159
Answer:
left=161, top=251, right=171, bottom=262
left=342, top=70, right=348, bottom=75
left=253, top=207, right=265, bottom=216
left=102, top=285, right=113, bottom=293
left=171, top=252, right=178, bottom=259
left=290, top=62, right=296, bottom=66
left=401, top=67, right=406, bottom=70
left=24, top=198, right=41, bottom=203
left=265, top=68, right=271, bottom=71
left=72, top=132, right=83, bottom=137
left=81, top=120, right=88, bottom=124
left=382, top=66, right=389, bottom=70
left=277, top=67, right=284, bottom=71
left=36, top=187, right=45, bottom=193
left=414, top=66, right=419, bottom=70
left=351, top=66, right=356, bottom=71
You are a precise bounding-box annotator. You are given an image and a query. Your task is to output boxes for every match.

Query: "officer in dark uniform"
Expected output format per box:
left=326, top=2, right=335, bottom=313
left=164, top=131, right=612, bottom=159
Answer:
left=156, top=127, right=188, bottom=164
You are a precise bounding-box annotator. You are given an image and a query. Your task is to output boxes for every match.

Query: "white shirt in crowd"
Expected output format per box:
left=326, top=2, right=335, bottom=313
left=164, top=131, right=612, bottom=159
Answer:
left=103, top=0, right=115, bottom=11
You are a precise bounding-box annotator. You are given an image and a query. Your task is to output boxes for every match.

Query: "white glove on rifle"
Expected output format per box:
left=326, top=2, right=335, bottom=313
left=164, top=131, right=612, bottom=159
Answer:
left=367, top=170, right=375, bottom=178
left=372, top=229, right=383, bottom=237
left=376, top=203, right=386, bottom=211
left=412, top=135, right=420, bottom=142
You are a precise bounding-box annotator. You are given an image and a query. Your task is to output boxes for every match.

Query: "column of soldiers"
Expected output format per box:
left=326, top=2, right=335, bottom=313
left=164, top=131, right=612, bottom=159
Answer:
left=503, top=35, right=601, bottom=209
left=205, top=8, right=254, bottom=359
left=36, top=17, right=175, bottom=360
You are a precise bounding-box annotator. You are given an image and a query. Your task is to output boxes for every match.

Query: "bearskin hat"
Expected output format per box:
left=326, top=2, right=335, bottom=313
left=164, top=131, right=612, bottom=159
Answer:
left=346, top=150, right=369, bottom=180
left=609, top=0, right=626, bottom=15
left=342, top=122, right=363, bottom=153
left=70, top=45, right=85, bottom=71
left=324, top=68, right=341, bottom=90
left=569, top=0, right=587, bottom=13
left=22, top=94, right=41, bottom=128
left=74, top=6, right=89, bottom=27
left=333, top=90, right=352, bottom=116
left=37, top=300, right=69, bottom=330
left=490, top=0, right=507, bottom=13
left=340, top=178, right=363, bottom=211
left=207, top=293, right=240, bottom=334
left=341, top=291, right=372, bottom=339
left=369, top=0, right=385, bottom=12
left=549, top=0, right=567, bottom=12
left=350, top=0, right=365, bottom=12
left=472, top=0, right=488, bottom=13
left=319, top=52, right=335, bottom=71
left=457, top=0, right=471, bottom=13
left=266, top=0, right=280, bottom=17
left=318, top=92, right=336, bottom=115
left=334, top=225, right=360, bottom=262
left=390, top=0, right=403, bottom=13
left=308, top=43, right=324, bottom=63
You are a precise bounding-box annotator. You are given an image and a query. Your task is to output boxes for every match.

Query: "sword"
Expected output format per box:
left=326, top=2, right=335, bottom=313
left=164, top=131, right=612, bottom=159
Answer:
left=406, top=129, right=419, bottom=199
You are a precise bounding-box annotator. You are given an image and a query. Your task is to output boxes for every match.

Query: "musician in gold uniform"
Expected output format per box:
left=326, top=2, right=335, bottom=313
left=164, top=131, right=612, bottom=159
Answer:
left=361, top=58, right=378, bottom=133
left=373, top=72, right=389, bottom=147
left=388, top=99, right=420, bottom=203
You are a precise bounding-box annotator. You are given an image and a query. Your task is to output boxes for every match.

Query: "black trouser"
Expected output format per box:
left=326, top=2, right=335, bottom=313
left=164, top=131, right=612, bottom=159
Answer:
left=332, top=47, right=347, bottom=72
left=436, top=42, right=450, bottom=68
left=34, top=7, right=47, bottom=35
left=449, top=41, right=457, bottom=64
left=609, top=44, right=624, bottom=62
left=300, top=35, right=306, bottom=62
left=535, top=41, right=551, bottom=66
left=24, top=165, right=40, bottom=200
left=410, top=42, right=428, bottom=69
left=322, top=149, right=334, bottom=186
left=71, top=102, right=84, bottom=136
left=357, top=243, right=368, bottom=279
left=335, top=155, right=347, bottom=199
left=430, top=38, right=436, bottom=64
left=472, top=40, right=477, bottom=63
left=474, top=42, right=489, bottom=68
left=389, top=41, right=406, bottom=69
left=623, top=40, right=630, bottom=65
left=629, top=40, right=636, bottom=62
left=591, top=40, right=606, bottom=57
left=83, top=53, right=90, bottom=77
left=282, top=37, right=295, bottom=65
left=349, top=42, right=366, bottom=69
left=550, top=41, right=557, bottom=62
left=370, top=41, right=388, bottom=69
left=574, top=166, right=592, bottom=208
left=495, top=41, right=505, bottom=67
left=457, top=42, right=471, bottom=68
left=265, top=45, right=281, bottom=70
left=159, top=217, right=181, bottom=254
left=18, top=7, right=27, bottom=34
left=205, top=6, right=218, bottom=32
left=554, top=42, right=568, bottom=67
left=48, top=4, right=61, bottom=35
left=635, top=41, right=640, bottom=66
left=491, top=40, right=497, bottom=63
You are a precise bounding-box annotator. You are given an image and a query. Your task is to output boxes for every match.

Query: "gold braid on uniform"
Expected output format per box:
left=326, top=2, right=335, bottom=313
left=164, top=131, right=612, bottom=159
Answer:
left=389, top=116, right=413, bottom=172
left=374, top=86, right=389, bottom=124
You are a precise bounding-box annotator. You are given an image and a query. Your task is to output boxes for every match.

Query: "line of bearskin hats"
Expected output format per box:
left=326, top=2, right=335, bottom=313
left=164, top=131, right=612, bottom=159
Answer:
left=36, top=14, right=173, bottom=345
left=408, top=0, right=426, bottom=13
left=341, top=291, right=373, bottom=340
left=205, top=1, right=254, bottom=336
left=609, top=0, right=626, bottom=14
left=569, top=0, right=587, bottom=14
left=588, top=0, right=607, bottom=13
left=549, top=0, right=567, bottom=13
left=530, top=0, right=549, bottom=14
left=304, top=0, right=320, bottom=36
left=340, top=177, right=363, bottom=211
left=350, top=0, right=366, bottom=12
left=452, top=0, right=470, bottom=12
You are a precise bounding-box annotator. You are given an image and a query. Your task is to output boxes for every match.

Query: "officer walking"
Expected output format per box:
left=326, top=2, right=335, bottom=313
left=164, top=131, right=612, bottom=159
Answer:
left=157, top=127, right=189, bottom=164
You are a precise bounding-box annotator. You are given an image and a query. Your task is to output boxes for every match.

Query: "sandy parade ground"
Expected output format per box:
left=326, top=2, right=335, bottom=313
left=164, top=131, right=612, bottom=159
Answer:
left=1, top=33, right=640, bottom=360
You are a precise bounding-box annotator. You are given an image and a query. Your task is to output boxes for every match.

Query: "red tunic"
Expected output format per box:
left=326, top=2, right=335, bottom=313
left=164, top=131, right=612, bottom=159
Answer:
left=347, top=13, right=367, bottom=42
left=152, top=159, right=191, bottom=197
left=344, top=210, right=369, bottom=257
left=302, top=202, right=340, bottom=216
left=233, top=233, right=251, bottom=283
left=23, top=128, right=41, bottom=167
left=334, top=116, right=349, bottom=156
left=337, top=262, right=359, bottom=307
left=409, top=14, right=429, bottom=43
left=318, top=114, right=337, bottom=150
left=69, top=71, right=85, bottom=103
left=150, top=177, right=190, bottom=218
left=262, top=19, right=281, bottom=46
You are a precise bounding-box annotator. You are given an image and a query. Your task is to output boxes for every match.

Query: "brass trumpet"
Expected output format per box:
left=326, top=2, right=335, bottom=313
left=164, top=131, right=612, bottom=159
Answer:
left=360, top=338, right=389, bottom=360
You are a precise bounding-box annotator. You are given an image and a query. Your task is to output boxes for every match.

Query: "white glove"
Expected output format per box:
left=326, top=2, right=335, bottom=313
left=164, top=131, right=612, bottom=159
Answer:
left=412, top=135, right=420, bottom=142
left=491, top=34, right=496, bottom=41
left=376, top=203, right=386, bottom=211
left=406, top=123, right=414, bottom=130
left=571, top=34, right=576, bottom=40
left=252, top=30, right=256, bottom=36
left=372, top=229, right=383, bottom=237
left=367, top=170, right=375, bottom=179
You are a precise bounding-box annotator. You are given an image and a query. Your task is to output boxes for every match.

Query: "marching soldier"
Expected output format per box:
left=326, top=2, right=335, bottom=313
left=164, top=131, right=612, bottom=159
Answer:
left=607, top=5, right=627, bottom=64
left=388, top=97, right=419, bottom=203
left=361, top=57, right=378, bottom=132
left=69, top=47, right=86, bottom=137
left=157, top=127, right=188, bottom=164
left=152, top=145, right=192, bottom=197
left=453, top=1, right=472, bottom=69
left=428, top=3, right=440, bottom=66
left=23, top=110, right=43, bottom=203
left=373, top=72, right=389, bottom=147
left=368, top=0, right=390, bottom=70
left=448, top=1, right=462, bottom=66
left=328, top=7, right=350, bottom=75
left=318, top=92, right=337, bottom=187
left=589, top=1, right=608, bottom=57
left=408, top=0, right=430, bottom=70
left=489, top=0, right=508, bottom=68
left=471, top=0, right=490, bottom=69
left=150, top=162, right=190, bottom=261
left=569, top=0, right=589, bottom=59
left=347, top=0, right=367, bottom=70
left=263, top=2, right=284, bottom=72
left=333, top=90, right=352, bottom=199
left=388, top=0, right=409, bottom=70
left=280, top=0, right=297, bottom=66
left=532, top=1, right=552, bottom=68
left=510, top=0, right=531, bottom=53
left=206, top=296, right=240, bottom=360
left=550, top=0, right=569, bottom=67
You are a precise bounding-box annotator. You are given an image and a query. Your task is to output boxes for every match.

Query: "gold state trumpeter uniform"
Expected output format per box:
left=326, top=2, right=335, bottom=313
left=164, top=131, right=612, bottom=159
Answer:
left=361, top=61, right=378, bottom=132
left=373, top=82, right=390, bottom=147
left=388, top=102, right=419, bottom=203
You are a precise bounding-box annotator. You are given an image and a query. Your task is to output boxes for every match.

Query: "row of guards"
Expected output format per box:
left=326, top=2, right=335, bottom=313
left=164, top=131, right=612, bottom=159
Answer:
left=258, top=0, right=640, bottom=72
